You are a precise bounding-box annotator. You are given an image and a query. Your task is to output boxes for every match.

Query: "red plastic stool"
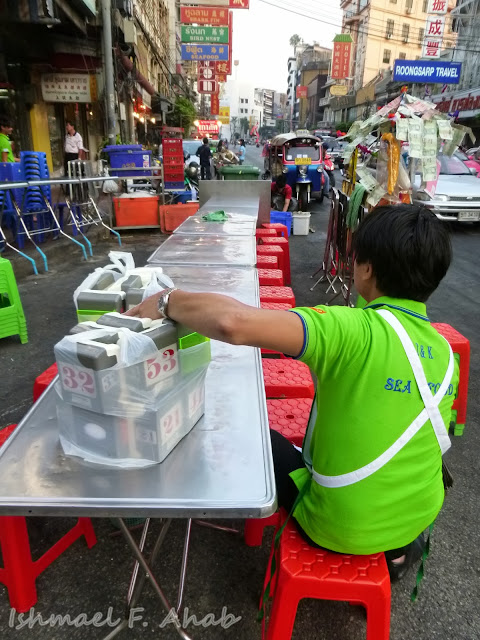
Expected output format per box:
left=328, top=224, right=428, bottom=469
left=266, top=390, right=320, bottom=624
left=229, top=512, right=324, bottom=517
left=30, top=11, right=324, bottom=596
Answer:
left=267, top=398, right=313, bottom=446
left=257, top=245, right=286, bottom=284
left=263, top=512, right=391, bottom=640
left=258, top=269, right=284, bottom=287
left=262, top=359, right=314, bottom=399
left=0, top=423, right=97, bottom=612
left=263, top=223, right=289, bottom=238
left=245, top=512, right=280, bottom=547
left=33, top=363, right=58, bottom=402
left=257, top=255, right=279, bottom=270
left=260, top=286, right=296, bottom=307
left=259, top=237, right=291, bottom=285
left=256, top=228, right=277, bottom=242
left=261, top=302, right=293, bottom=311
left=432, top=323, right=470, bottom=436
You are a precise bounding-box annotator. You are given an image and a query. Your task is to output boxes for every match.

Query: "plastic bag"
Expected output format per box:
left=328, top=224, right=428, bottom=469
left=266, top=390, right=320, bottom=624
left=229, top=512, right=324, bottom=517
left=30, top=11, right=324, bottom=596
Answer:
left=73, top=252, right=135, bottom=307
left=102, top=179, right=119, bottom=194
left=142, top=270, right=175, bottom=301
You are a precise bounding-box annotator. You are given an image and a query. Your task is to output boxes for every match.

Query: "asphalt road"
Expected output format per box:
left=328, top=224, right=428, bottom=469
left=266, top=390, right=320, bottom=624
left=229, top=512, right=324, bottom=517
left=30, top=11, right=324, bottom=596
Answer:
left=0, top=146, right=479, bottom=639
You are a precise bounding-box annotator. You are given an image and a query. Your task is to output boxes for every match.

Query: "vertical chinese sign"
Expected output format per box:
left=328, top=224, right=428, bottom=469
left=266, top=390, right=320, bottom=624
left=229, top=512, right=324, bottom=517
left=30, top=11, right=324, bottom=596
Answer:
left=331, top=34, right=353, bottom=80
left=422, top=0, right=448, bottom=59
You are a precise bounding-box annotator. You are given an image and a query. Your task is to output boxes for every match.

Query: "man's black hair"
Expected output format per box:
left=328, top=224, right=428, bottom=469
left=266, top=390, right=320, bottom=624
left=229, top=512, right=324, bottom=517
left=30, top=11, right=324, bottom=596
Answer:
left=275, top=174, right=287, bottom=188
left=354, top=204, right=452, bottom=302
left=0, top=117, right=12, bottom=129
left=202, top=137, right=208, bottom=144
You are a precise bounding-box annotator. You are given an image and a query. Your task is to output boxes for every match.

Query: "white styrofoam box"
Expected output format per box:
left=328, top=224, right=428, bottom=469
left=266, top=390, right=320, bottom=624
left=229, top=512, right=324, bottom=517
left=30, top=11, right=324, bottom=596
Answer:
left=57, top=368, right=207, bottom=467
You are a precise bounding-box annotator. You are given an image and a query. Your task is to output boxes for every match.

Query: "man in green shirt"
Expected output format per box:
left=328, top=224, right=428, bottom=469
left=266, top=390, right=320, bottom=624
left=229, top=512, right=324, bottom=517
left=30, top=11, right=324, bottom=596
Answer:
left=0, top=118, right=15, bottom=162
left=127, top=204, right=457, bottom=579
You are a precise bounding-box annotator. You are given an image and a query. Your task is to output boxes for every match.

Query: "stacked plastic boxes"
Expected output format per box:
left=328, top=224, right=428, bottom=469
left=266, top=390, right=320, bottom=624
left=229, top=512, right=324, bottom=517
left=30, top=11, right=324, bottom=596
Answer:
left=55, top=313, right=211, bottom=467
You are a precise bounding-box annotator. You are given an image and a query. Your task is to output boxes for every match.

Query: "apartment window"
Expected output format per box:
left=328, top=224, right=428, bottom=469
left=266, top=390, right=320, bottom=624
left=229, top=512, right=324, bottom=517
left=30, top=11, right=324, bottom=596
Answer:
left=390, top=0, right=397, bottom=4
left=383, top=49, right=392, bottom=63
left=240, top=98, right=244, bottom=103
left=386, top=19, right=394, bottom=38
left=399, top=52, right=407, bottom=59
left=405, top=0, right=413, bottom=10
left=418, top=27, right=424, bottom=42
left=402, top=23, right=410, bottom=42
left=422, top=0, right=428, bottom=10
left=245, top=98, right=249, bottom=104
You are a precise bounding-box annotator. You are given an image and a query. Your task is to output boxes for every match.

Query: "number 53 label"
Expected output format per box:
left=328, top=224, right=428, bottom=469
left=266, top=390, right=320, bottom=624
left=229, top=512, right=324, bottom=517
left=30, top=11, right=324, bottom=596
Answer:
left=145, top=344, right=178, bottom=387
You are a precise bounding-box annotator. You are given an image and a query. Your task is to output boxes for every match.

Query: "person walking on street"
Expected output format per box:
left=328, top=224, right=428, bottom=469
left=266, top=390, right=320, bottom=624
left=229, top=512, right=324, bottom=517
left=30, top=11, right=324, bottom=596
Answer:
left=196, top=137, right=212, bottom=180
left=0, top=118, right=15, bottom=162
left=238, top=139, right=246, bottom=165
left=64, top=121, right=86, bottom=175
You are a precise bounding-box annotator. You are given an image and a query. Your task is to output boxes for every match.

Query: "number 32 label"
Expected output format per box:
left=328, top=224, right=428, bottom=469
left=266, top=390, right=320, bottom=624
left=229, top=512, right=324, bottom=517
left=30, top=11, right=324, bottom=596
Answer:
left=59, top=362, right=96, bottom=398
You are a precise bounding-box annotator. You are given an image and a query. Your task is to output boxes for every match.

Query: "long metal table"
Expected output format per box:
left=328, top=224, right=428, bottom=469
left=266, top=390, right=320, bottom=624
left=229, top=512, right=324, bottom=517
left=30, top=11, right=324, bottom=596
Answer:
left=0, top=265, right=275, bottom=639
left=173, top=215, right=256, bottom=236
left=147, top=234, right=257, bottom=268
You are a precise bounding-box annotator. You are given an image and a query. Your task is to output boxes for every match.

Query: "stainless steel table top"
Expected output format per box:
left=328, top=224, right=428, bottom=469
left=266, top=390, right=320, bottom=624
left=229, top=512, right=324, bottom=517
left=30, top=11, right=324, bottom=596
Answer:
left=196, top=206, right=260, bottom=220
left=173, top=215, right=256, bottom=236
left=0, top=267, right=275, bottom=518
left=202, top=196, right=260, bottom=210
left=147, top=234, right=257, bottom=268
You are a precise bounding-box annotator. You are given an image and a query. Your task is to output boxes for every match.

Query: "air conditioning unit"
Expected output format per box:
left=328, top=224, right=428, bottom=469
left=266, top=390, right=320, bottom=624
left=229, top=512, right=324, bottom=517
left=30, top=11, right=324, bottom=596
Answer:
left=406, top=7, right=413, bottom=12
left=123, top=18, right=137, bottom=44
left=403, top=37, right=409, bottom=42
left=386, top=33, right=392, bottom=39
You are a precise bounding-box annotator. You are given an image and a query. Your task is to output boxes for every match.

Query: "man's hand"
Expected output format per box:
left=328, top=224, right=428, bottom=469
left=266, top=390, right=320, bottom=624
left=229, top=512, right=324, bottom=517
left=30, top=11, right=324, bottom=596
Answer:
left=125, top=291, right=163, bottom=320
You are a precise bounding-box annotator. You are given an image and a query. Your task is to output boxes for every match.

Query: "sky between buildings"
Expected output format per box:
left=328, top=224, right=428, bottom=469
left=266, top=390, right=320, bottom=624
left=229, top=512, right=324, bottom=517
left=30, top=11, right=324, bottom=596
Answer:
left=230, top=0, right=342, bottom=91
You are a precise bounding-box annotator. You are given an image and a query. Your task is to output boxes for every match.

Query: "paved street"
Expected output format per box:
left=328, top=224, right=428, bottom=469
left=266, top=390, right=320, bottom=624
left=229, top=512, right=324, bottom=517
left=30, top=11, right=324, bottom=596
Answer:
left=0, top=155, right=479, bottom=638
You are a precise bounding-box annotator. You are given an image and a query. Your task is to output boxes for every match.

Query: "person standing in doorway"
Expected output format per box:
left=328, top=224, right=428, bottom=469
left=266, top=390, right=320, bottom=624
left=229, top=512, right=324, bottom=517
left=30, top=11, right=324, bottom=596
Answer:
left=0, top=118, right=15, bottom=162
left=196, top=137, right=212, bottom=180
left=238, top=139, right=246, bottom=165
left=64, top=121, right=86, bottom=175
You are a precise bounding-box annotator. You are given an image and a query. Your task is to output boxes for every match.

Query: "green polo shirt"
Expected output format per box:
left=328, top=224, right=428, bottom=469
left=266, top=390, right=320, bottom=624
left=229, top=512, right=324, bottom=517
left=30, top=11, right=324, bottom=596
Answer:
left=289, top=297, right=459, bottom=554
left=0, top=132, right=14, bottom=162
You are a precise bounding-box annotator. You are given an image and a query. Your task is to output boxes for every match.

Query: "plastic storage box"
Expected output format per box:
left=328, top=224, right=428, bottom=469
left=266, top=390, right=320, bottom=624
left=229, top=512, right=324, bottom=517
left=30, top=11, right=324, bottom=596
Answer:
left=292, top=212, right=311, bottom=236
left=57, top=366, right=208, bottom=466
left=160, top=203, right=200, bottom=233
left=107, top=147, right=152, bottom=177
left=113, top=195, right=160, bottom=228
left=270, top=211, right=292, bottom=237
left=219, top=166, right=261, bottom=180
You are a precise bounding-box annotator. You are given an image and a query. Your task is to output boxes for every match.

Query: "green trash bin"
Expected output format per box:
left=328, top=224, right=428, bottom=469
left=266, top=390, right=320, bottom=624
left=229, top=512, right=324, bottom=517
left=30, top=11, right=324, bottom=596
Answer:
left=219, top=165, right=261, bottom=180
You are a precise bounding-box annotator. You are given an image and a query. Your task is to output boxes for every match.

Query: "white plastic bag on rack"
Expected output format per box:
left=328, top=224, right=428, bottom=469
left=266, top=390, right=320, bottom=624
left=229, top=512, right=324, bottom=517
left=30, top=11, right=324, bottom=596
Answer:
left=73, top=252, right=136, bottom=307
left=142, top=270, right=175, bottom=300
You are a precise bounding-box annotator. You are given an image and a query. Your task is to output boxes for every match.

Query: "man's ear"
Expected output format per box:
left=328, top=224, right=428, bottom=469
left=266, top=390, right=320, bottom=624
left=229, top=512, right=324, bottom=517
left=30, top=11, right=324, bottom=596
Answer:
left=356, top=260, right=374, bottom=282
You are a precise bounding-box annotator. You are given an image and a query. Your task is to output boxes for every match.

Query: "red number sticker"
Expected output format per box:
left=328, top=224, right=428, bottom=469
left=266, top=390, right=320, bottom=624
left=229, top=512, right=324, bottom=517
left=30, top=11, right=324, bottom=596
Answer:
left=59, top=363, right=97, bottom=397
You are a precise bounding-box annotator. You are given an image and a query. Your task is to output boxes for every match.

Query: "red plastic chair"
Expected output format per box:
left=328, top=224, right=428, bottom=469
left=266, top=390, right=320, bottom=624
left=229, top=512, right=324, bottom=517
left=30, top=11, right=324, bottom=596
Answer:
left=257, top=255, right=279, bottom=269
left=263, top=223, right=289, bottom=239
left=258, top=269, right=284, bottom=287
left=257, top=245, right=286, bottom=284
left=256, top=228, right=277, bottom=242
left=263, top=512, right=391, bottom=640
left=266, top=398, right=313, bottom=446
left=431, top=323, right=470, bottom=436
left=0, top=423, right=97, bottom=612
left=262, top=360, right=314, bottom=399
left=245, top=512, right=280, bottom=547
left=33, top=363, right=58, bottom=402
left=259, top=237, right=291, bottom=285
left=259, top=286, right=296, bottom=307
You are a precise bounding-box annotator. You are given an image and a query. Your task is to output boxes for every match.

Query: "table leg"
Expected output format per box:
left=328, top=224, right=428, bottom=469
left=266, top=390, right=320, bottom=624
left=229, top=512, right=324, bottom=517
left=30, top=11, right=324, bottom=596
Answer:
left=176, top=519, right=192, bottom=614
left=117, top=518, right=193, bottom=640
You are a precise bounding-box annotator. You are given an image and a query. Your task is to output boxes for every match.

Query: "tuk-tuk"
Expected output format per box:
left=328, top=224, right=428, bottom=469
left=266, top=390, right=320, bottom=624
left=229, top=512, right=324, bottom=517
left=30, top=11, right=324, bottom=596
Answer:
left=263, top=132, right=325, bottom=209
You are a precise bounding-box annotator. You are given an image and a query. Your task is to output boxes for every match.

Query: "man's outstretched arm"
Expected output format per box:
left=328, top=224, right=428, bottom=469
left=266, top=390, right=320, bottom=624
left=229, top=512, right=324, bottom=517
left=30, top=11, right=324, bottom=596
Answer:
left=125, top=290, right=305, bottom=357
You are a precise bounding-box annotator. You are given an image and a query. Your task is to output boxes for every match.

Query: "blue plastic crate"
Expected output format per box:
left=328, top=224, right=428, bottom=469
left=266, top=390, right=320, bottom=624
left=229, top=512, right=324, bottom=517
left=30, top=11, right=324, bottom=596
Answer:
left=108, top=150, right=152, bottom=177
left=270, top=210, right=292, bottom=237
left=169, top=190, right=197, bottom=204
left=164, top=181, right=186, bottom=191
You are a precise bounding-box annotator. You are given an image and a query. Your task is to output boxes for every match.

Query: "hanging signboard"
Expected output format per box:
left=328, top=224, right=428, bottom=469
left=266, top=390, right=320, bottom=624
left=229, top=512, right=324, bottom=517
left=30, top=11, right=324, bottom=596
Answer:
left=198, top=79, right=219, bottom=94
left=180, top=0, right=248, bottom=7
left=182, top=44, right=229, bottom=61
left=422, top=37, right=443, bottom=59
left=216, top=60, right=231, bottom=76
left=211, top=93, right=220, bottom=115
left=425, top=15, right=446, bottom=38
left=219, top=106, right=230, bottom=124
left=181, top=26, right=229, bottom=44
left=198, top=63, right=216, bottom=80
left=196, top=120, right=220, bottom=135
left=330, top=84, right=348, bottom=96
left=393, top=60, right=462, bottom=84
left=41, top=73, right=93, bottom=103
left=331, top=35, right=353, bottom=80
left=296, top=86, right=308, bottom=99
left=427, top=0, right=448, bottom=14
left=180, top=7, right=229, bottom=26
left=217, top=73, right=228, bottom=83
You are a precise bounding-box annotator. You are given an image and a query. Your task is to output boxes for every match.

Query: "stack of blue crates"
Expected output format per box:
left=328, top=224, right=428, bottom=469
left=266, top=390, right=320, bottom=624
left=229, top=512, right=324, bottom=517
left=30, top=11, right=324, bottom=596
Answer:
left=270, top=210, right=292, bottom=237
left=104, top=145, right=152, bottom=177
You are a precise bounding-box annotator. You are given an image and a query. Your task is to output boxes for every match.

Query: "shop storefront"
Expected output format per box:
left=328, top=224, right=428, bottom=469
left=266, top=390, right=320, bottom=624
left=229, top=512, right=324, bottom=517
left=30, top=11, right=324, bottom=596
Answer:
left=431, top=87, right=480, bottom=140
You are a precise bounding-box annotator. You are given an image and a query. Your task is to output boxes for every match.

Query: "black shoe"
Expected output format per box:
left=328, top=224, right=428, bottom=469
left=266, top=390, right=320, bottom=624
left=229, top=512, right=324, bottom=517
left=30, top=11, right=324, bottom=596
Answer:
left=387, top=533, right=425, bottom=582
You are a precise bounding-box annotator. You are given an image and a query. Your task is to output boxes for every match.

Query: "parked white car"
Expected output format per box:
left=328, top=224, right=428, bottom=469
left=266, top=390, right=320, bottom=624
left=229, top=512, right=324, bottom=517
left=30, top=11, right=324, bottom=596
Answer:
left=413, top=153, right=480, bottom=222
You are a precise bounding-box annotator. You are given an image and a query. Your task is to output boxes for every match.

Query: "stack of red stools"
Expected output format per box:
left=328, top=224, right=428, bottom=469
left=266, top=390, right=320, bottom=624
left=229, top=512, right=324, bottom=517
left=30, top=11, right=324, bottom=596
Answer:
left=162, top=138, right=185, bottom=190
